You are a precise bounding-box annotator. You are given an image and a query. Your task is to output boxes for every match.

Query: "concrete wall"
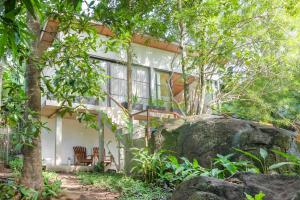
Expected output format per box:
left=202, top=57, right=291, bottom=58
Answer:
left=90, top=35, right=181, bottom=72
left=41, top=116, right=121, bottom=170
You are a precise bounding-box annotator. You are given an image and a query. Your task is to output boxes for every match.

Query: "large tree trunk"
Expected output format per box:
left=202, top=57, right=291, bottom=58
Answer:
left=177, top=0, right=190, bottom=114
left=20, top=13, right=43, bottom=192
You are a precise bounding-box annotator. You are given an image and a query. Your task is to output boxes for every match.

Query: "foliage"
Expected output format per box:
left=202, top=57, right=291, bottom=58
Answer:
left=245, top=191, right=265, bottom=200
left=9, top=157, right=23, bottom=178
left=78, top=172, right=170, bottom=200
left=234, top=148, right=295, bottom=174
left=42, top=176, right=62, bottom=198
left=0, top=171, right=62, bottom=200
left=271, top=149, right=300, bottom=173
left=93, top=162, right=105, bottom=173
left=0, top=181, right=39, bottom=200
left=131, top=148, right=168, bottom=183
left=131, top=148, right=259, bottom=187
left=212, top=154, right=258, bottom=178
left=162, top=156, right=205, bottom=186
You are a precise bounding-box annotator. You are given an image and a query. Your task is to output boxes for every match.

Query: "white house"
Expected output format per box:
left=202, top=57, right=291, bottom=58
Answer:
left=39, top=20, right=218, bottom=171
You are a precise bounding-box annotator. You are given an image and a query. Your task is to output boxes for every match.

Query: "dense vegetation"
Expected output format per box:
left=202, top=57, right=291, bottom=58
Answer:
left=0, top=0, right=299, bottom=198
left=75, top=147, right=300, bottom=199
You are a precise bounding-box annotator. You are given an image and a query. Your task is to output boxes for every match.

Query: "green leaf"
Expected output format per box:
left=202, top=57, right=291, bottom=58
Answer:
left=269, top=162, right=295, bottom=170
left=259, top=148, right=268, bottom=160
left=22, top=0, right=37, bottom=19
left=234, top=148, right=261, bottom=163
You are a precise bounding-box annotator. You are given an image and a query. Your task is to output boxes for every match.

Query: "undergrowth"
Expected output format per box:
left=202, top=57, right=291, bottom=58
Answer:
left=77, top=172, right=170, bottom=200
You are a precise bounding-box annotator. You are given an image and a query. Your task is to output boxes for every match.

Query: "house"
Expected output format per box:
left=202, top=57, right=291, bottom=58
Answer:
left=39, top=20, right=219, bottom=171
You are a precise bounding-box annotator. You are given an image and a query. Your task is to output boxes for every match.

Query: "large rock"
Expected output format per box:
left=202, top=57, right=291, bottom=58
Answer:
left=153, top=115, right=299, bottom=167
left=171, top=173, right=300, bottom=200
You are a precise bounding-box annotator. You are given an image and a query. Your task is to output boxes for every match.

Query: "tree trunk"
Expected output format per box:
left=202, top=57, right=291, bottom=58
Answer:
left=0, top=63, right=3, bottom=108
left=177, top=0, right=190, bottom=114
left=124, top=43, right=134, bottom=175
left=97, top=113, right=104, bottom=166
left=197, top=66, right=206, bottom=114
left=20, top=13, right=43, bottom=192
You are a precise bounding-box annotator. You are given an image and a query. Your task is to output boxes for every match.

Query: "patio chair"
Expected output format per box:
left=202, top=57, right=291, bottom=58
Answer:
left=73, top=146, right=92, bottom=165
left=92, top=147, right=113, bottom=165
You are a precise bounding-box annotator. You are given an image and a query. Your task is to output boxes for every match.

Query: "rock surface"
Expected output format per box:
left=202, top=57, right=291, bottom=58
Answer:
left=171, top=173, right=300, bottom=200
left=153, top=115, right=299, bottom=167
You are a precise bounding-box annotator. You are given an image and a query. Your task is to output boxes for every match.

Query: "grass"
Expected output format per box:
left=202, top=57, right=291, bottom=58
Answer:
left=77, top=172, right=170, bottom=200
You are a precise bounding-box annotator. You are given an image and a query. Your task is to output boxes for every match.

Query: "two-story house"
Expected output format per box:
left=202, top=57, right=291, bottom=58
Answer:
left=39, top=20, right=219, bottom=171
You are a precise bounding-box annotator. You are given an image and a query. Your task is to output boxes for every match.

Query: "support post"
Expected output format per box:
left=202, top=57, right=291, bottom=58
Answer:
left=55, top=114, right=62, bottom=166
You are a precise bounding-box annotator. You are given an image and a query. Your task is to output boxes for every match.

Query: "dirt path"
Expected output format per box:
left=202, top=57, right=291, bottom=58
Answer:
left=53, top=173, right=119, bottom=200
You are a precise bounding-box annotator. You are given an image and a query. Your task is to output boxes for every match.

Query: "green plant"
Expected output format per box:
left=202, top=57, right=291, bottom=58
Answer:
left=77, top=172, right=170, bottom=200
left=0, top=181, right=39, bottom=200
left=271, top=149, right=300, bottom=173
left=94, top=162, right=105, bottom=172
left=131, top=148, right=167, bottom=183
left=245, top=191, right=265, bottom=200
left=41, top=171, right=62, bottom=199
left=213, top=154, right=257, bottom=178
left=234, top=148, right=292, bottom=174
left=9, top=157, right=23, bottom=178
left=149, top=99, right=165, bottom=108
left=132, top=94, right=139, bottom=104
left=162, top=156, right=205, bottom=186
left=42, top=177, right=62, bottom=198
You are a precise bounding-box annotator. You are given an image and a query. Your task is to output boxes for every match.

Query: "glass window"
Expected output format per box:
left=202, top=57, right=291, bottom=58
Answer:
left=132, top=66, right=150, bottom=105
left=110, top=63, right=127, bottom=106
left=155, top=71, right=171, bottom=104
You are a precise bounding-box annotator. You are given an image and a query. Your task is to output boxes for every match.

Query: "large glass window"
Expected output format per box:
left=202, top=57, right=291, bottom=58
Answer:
left=155, top=71, right=171, bottom=105
left=110, top=63, right=127, bottom=106
left=132, top=66, right=150, bottom=105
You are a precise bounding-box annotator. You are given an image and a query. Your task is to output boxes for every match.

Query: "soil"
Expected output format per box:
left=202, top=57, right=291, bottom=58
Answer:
left=52, top=173, right=120, bottom=200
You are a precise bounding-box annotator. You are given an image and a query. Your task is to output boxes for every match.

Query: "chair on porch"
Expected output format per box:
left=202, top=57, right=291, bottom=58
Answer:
left=92, top=147, right=113, bottom=165
left=73, top=146, right=93, bottom=165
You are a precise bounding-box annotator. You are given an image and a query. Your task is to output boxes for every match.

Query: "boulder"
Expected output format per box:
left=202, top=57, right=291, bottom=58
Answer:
left=153, top=115, right=299, bottom=167
left=171, top=173, right=300, bottom=200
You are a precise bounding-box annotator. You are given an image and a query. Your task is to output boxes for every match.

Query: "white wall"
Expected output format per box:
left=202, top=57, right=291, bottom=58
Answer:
left=90, top=35, right=181, bottom=72
left=41, top=116, right=121, bottom=170
left=41, top=117, right=55, bottom=165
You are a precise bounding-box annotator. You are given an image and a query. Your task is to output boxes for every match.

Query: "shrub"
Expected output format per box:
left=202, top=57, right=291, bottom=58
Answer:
left=42, top=176, right=62, bottom=199
left=245, top=191, right=265, bottom=200
left=235, top=148, right=296, bottom=174
left=131, top=148, right=257, bottom=187
left=0, top=181, right=38, bottom=200
left=8, top=157, right=23, bottom=178
left=213, top=154, right=258, bottom=178
left=78, top=172, right=170, bottom=200
left=0, top=171, right=62, bottom=200
left=131, top=148, right=168, bottom=183
left=94, top=162, right=105, bottom=173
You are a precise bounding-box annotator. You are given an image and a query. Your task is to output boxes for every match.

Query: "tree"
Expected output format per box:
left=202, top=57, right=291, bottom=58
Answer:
left=94, top=0, right=170, bottom=173
left=1, top=0, right=109, bottom=193
left=163, top=0, right=300, bottom=121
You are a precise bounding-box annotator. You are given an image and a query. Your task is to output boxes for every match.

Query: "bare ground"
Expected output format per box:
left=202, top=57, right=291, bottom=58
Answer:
left=52, top=173, right=120, bottom=200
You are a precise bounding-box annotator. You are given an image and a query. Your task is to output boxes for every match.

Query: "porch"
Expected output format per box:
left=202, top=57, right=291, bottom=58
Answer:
left=41, top=115, right=123, bottom=171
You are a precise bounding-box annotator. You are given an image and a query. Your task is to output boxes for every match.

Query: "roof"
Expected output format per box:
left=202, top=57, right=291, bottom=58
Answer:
left=40, top=19, right=180, bottom=53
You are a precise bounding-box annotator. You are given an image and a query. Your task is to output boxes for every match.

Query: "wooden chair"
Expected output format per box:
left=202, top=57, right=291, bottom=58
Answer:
left=92, top=147, right=113, bottom=165
left=73, top=146, right=92, bottom=165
